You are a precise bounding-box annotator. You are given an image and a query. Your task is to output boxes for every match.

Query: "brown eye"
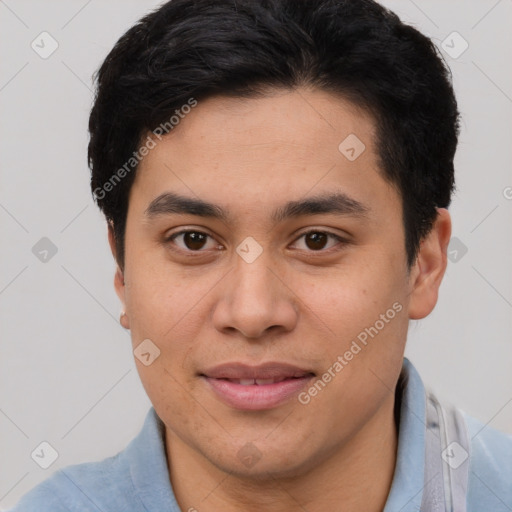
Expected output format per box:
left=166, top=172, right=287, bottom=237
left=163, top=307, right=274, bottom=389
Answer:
left=291, top=230, right=347, bottom=252
left=168, top=230, right=219, bottom=252
left=182, top=232, right=208, bottom=250
left=304, top=232, right=328, bottom=250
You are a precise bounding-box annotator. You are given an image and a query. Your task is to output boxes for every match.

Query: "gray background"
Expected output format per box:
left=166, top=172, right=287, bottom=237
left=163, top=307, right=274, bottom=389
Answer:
left=1, top=0, right=511, bottom=508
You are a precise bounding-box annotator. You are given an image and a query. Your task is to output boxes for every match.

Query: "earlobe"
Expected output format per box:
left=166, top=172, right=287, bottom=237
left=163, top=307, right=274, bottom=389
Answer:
left=108, top=222, right=130, bottom=329
left=408, top=208, right=452, bottom=320
left=115, top=268, right=130, bottom=330
left=120, top=310, right=130, bottom=330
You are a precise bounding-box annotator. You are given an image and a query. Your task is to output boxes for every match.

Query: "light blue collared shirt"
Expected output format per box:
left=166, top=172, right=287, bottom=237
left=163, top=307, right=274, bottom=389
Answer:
left=7, top=359, right=512, bottom=511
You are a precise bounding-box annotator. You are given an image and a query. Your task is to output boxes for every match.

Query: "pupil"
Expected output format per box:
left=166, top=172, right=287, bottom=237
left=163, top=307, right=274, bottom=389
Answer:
left=306, top=232, right=327, bottom=250
left=185, top=232, right=206, bottom=250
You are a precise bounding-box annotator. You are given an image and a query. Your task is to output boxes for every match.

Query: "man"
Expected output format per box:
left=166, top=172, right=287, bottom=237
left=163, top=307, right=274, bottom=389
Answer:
left=8, top=0, right=511, bottom=511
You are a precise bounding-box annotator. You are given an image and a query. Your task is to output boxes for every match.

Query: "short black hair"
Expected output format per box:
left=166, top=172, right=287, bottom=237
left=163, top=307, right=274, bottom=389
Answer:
left=88, top=0, right=459, bottom=272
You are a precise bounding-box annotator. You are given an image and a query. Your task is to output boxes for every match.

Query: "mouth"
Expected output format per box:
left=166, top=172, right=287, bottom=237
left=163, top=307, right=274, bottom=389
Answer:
left=215, top=376, right=308, bottom=385
left=200, top=362, right=315, bottom=410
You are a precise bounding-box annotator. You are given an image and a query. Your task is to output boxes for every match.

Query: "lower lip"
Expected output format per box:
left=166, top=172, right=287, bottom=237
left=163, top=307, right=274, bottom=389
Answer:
left=202, top=376, right=314, bottom=410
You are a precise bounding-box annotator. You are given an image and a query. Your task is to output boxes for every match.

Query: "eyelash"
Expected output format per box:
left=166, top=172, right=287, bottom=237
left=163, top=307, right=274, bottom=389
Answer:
left=165, top=229, right=348, bottom=255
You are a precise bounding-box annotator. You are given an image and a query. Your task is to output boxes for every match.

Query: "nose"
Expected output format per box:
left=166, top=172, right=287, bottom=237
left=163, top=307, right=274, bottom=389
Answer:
left=212, top=254, right=299, bottom=340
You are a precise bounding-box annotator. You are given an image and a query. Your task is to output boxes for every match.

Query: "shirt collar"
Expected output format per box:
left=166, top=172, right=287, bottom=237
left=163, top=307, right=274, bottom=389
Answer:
left=384, top=357, right=428, bottom=512
left=126, top=405, right=182, bottom=512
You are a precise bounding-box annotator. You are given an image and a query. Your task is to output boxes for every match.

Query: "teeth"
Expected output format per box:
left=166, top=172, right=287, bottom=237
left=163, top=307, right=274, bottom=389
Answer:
left=228, top=377, right=297, bottom=385
left=255, top=378, right=275, bottom=385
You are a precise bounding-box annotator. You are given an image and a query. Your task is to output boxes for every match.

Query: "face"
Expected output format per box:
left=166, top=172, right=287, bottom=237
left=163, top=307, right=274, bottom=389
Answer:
left=111, top=87, right=448, bottom=480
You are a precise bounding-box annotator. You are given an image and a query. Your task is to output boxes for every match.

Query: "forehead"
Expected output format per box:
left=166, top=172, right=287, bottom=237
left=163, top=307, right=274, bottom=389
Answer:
left=129, top=88, right=399, bottom=223
left=151, top=88, right=376, bottom=161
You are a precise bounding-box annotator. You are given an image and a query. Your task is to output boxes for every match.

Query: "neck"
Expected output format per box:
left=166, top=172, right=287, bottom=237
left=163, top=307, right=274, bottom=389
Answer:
left=166, top=393, right=398, bottom=512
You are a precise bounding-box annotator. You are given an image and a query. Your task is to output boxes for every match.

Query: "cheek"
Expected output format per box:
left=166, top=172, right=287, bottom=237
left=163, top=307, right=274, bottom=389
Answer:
left=135, top=360, right=208, bottom=435
left=124, top=252, right=211, bottom=339
left=301, top=261, right=408, bottom=381
left=302, top=261, right=404, bottom=326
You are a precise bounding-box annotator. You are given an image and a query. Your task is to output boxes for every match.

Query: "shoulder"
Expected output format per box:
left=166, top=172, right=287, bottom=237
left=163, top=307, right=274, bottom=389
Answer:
left=5, top=452, right=142, bottom=512
left=5, top=408, right=173, bottom=512
left=463, top=411, right=512, bottom=511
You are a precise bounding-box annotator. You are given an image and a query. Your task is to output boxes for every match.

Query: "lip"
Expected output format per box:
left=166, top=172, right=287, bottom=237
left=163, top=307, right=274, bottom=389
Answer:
left=200, top=362, right=315, bottom=410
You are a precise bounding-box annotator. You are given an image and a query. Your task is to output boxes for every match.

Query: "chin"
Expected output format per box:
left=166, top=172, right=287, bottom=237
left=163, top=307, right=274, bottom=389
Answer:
left=204, top=442, right=318, bottom=482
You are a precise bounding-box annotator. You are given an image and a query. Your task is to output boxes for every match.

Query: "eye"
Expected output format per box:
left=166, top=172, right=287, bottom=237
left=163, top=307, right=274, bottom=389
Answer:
left=165, top=228, right=348, bottom=255
left=291, top=230, right=347, bottom=252
left=167, top=230, right=221, bottom=252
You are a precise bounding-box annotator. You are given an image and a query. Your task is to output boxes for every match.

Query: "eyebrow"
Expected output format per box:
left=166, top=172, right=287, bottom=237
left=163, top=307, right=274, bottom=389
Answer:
left=144, top=191, right=370, bottom=223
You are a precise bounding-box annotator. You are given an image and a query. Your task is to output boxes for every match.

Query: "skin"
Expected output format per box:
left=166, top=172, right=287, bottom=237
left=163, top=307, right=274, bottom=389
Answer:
left=109, top=87, right=451, bottom=512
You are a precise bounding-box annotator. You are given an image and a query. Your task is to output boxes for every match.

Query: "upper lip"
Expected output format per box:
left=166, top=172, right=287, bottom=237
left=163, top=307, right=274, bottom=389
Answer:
left=201, top=362, right=315, bottom=380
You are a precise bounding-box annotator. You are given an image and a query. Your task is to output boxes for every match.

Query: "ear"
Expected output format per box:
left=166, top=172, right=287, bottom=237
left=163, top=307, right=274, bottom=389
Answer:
left=108, top=222, right=128, bottom=326
left=408, top=208, right=452, bottom=320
